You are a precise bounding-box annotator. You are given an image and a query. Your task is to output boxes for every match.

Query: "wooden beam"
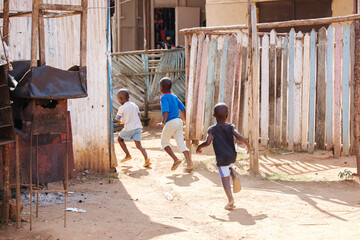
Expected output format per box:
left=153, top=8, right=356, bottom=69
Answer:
left=31, top=0, right=40, bottom=67
left=180, top=13, right=360, bottom=34
left=248, top=1, right=260, bottom=175
left=16, top=135, right=20, bottom=228
left=38, top=3, right=83, bottom=12
left=2, top=145, right=10, bottom=223
left=354, top=20, right=360, bottom=175
left=80, top=0, right=88, bottom=67
left=39, top=16, right=46, bottom=66
left=3, top=0, right=9, bottom=44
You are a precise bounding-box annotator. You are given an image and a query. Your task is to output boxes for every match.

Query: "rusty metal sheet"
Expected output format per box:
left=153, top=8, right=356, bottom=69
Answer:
left=0, top=112, right=75, bottom=186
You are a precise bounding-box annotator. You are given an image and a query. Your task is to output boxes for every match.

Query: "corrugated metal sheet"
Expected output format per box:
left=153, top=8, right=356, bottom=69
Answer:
left=1, top=0, right=111, bottom=171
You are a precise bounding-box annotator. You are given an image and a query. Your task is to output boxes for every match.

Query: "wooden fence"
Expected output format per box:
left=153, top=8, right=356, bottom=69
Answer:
left=184, top=23, right=355, bottom=156
left=111, top=48, right=185, bottom=117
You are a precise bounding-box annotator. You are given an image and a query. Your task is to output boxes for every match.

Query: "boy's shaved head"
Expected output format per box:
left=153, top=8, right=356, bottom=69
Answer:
left=117, top=88, right=129, bottom=100
left=159, top=77, right=172, bottom=91
left=213, top=102, right=228, bottom=120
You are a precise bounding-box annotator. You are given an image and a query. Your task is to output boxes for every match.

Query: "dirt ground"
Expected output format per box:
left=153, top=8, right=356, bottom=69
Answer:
left=1, top=127, right=360, bottom=240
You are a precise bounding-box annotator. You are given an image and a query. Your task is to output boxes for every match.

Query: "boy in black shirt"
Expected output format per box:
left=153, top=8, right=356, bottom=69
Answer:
left=196, top=103, right=250, bottom=210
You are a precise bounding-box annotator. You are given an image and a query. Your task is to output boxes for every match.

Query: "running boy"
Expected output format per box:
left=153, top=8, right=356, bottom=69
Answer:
left=156, top=77, right=193, bottom=172
left=116, top=89, right=151, bottom=168
left=196, top=102, right=250, bottom=210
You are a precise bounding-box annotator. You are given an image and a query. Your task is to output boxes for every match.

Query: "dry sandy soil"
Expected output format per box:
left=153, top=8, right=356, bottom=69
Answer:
left=1, top=127, right=360, bottom=240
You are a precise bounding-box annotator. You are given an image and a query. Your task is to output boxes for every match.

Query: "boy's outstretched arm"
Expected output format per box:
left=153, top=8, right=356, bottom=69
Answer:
left=181, top=110, right=186, bottom=125
left=233, top=129, right=250, bottom=153
left=196, top=128, right=213, bottom=154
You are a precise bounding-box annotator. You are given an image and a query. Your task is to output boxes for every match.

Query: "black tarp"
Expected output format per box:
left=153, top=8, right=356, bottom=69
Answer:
left=9, top=61, right=87, bottom=99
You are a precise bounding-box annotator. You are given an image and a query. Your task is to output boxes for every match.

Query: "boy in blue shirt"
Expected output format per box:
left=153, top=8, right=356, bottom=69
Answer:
left=156, top=77, right=193, bottom=172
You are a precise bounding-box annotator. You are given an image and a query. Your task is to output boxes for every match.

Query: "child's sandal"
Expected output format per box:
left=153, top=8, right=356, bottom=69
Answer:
left=143, top=159, right=151, bottom=168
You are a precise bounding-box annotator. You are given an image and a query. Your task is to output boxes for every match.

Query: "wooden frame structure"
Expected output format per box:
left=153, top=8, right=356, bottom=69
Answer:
left=0, top=0, right=88, bottom=229
left=181, top=4, right=360, bottom=176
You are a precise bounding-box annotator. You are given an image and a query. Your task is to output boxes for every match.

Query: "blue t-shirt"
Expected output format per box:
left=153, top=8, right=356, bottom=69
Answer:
left=160, top=93, right=185, bottom=122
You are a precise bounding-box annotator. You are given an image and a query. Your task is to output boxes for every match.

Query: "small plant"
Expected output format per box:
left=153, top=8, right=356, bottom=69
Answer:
left=0, top=219, right=4, bottom=229
left=338, top=169, right=353, bottom=180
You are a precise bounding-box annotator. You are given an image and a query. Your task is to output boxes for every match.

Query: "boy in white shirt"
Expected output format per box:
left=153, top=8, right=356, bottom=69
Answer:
left=116, top=89, right=151, bottom=167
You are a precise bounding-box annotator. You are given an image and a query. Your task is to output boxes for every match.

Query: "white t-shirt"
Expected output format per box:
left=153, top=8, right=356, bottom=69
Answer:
left=115, top=101, right=142, bottom=131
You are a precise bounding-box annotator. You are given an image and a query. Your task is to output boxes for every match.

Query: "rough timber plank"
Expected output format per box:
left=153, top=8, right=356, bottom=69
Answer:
left=315, top=27, right=327, bottom=150
left=219, top=36, right=229, bottom=102
left=281, top=35, right=289, bottom=146
left=225, top=35, right=238, bottom=118
left=275, top=37, right=282, bottom=147
left=342, top=24, right=351, bottom=155
left=185, top=34, right=198, bottom=139
left=203, top=37, right=218, bottom=135
left=195, top=37, right=210, bottom=140
left=239, top=35, right=249, bottom=137
left=334, top=24, right=342, bottom=157
left=294, top=31, right=303, bottom=149
left=232, top=32, right=243, bottom=129
left=261, top=34, right=269, bottom=147
left=211, top=37, right=224, bottom=126
left=350, top=22, right=356, bottom=155
left=288, top=29, right=295, bottom=150
left=269, top=30, right=276, bottom=148
left=190, top=33, right=204, bottom=140
left=308, top=29, right=317, bottom=153
left=326, top=25, right=334, bottom=150
left=302, top=33, right=311, bottom=150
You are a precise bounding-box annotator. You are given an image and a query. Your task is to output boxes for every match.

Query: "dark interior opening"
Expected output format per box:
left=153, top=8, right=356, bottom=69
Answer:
left=154, top=8, right=175, bottom=49
left=257, top=0, right=333, bottom=33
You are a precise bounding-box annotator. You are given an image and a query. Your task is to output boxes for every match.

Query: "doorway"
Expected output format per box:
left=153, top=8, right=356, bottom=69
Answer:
left=154, top=8, right=175, bottom=49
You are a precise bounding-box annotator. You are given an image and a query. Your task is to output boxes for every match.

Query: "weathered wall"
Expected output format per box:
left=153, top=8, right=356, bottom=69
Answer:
left=206, top=0, right=355, bottom=26
left=332, top=0, right=354, bottom=16
left=2, top=0, right=111, bottom=172
left=206, top=0, right=247, bottom=26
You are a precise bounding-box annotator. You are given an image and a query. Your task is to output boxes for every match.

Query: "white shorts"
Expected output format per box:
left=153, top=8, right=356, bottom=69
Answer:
left=161, top=118, right=188, bottom=152
left=218, top=164, right=234, bottom=178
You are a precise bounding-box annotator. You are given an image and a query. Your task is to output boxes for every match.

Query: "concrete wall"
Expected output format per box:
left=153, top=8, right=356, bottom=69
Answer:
left=206, top=0, right=355, bottom=26
left=2, top=0, right=112, bottom=172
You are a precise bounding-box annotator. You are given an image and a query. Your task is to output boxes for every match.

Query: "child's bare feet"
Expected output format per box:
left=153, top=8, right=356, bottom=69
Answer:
left=121, top=156, right=132, bottom=162
left=143, top=159, right=151, bottom=168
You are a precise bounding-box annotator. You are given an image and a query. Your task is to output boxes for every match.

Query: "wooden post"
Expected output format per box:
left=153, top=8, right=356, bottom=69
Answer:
left=354, top=20, right=360, bottom=175
left=3, top=0, right=9, bottom=44
left=2, top=145, right=10, bottom=223
left=39, top=16, right=46, bottom=66
left=31, top=0, right=40, bottom=67
left=248, top=1, right=260, bottom=174
left=80, top=0, right=88, bottom=67
left=142, top=53, right=150, bottom=119
left=16, top=135, right=21, bottom=227
left=143, top=0, right=148, bottom=51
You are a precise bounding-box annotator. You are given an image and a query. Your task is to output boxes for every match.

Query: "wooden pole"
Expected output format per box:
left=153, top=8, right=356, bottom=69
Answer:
left=2, top=145, right=10, bottom=223
left=3, top=0, right=9, bottom=44
left=143, top=0, right=148, bottom=51
left=31, top=0, right=40, bottom=67
left=80, top=0, right=88, bottom=67
left=354, top=20, right=360, bottom=175
left=39, top=16, right=46, bottom=66
left=180, top=14, right=360, bottom=34
left=16, top=135, right=20, bottom=228
left=248, top=1, right=260, bottom=174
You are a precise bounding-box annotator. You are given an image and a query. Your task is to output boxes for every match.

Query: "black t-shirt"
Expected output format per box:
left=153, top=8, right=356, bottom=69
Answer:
left=210, top=123, right=237, bottom=166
